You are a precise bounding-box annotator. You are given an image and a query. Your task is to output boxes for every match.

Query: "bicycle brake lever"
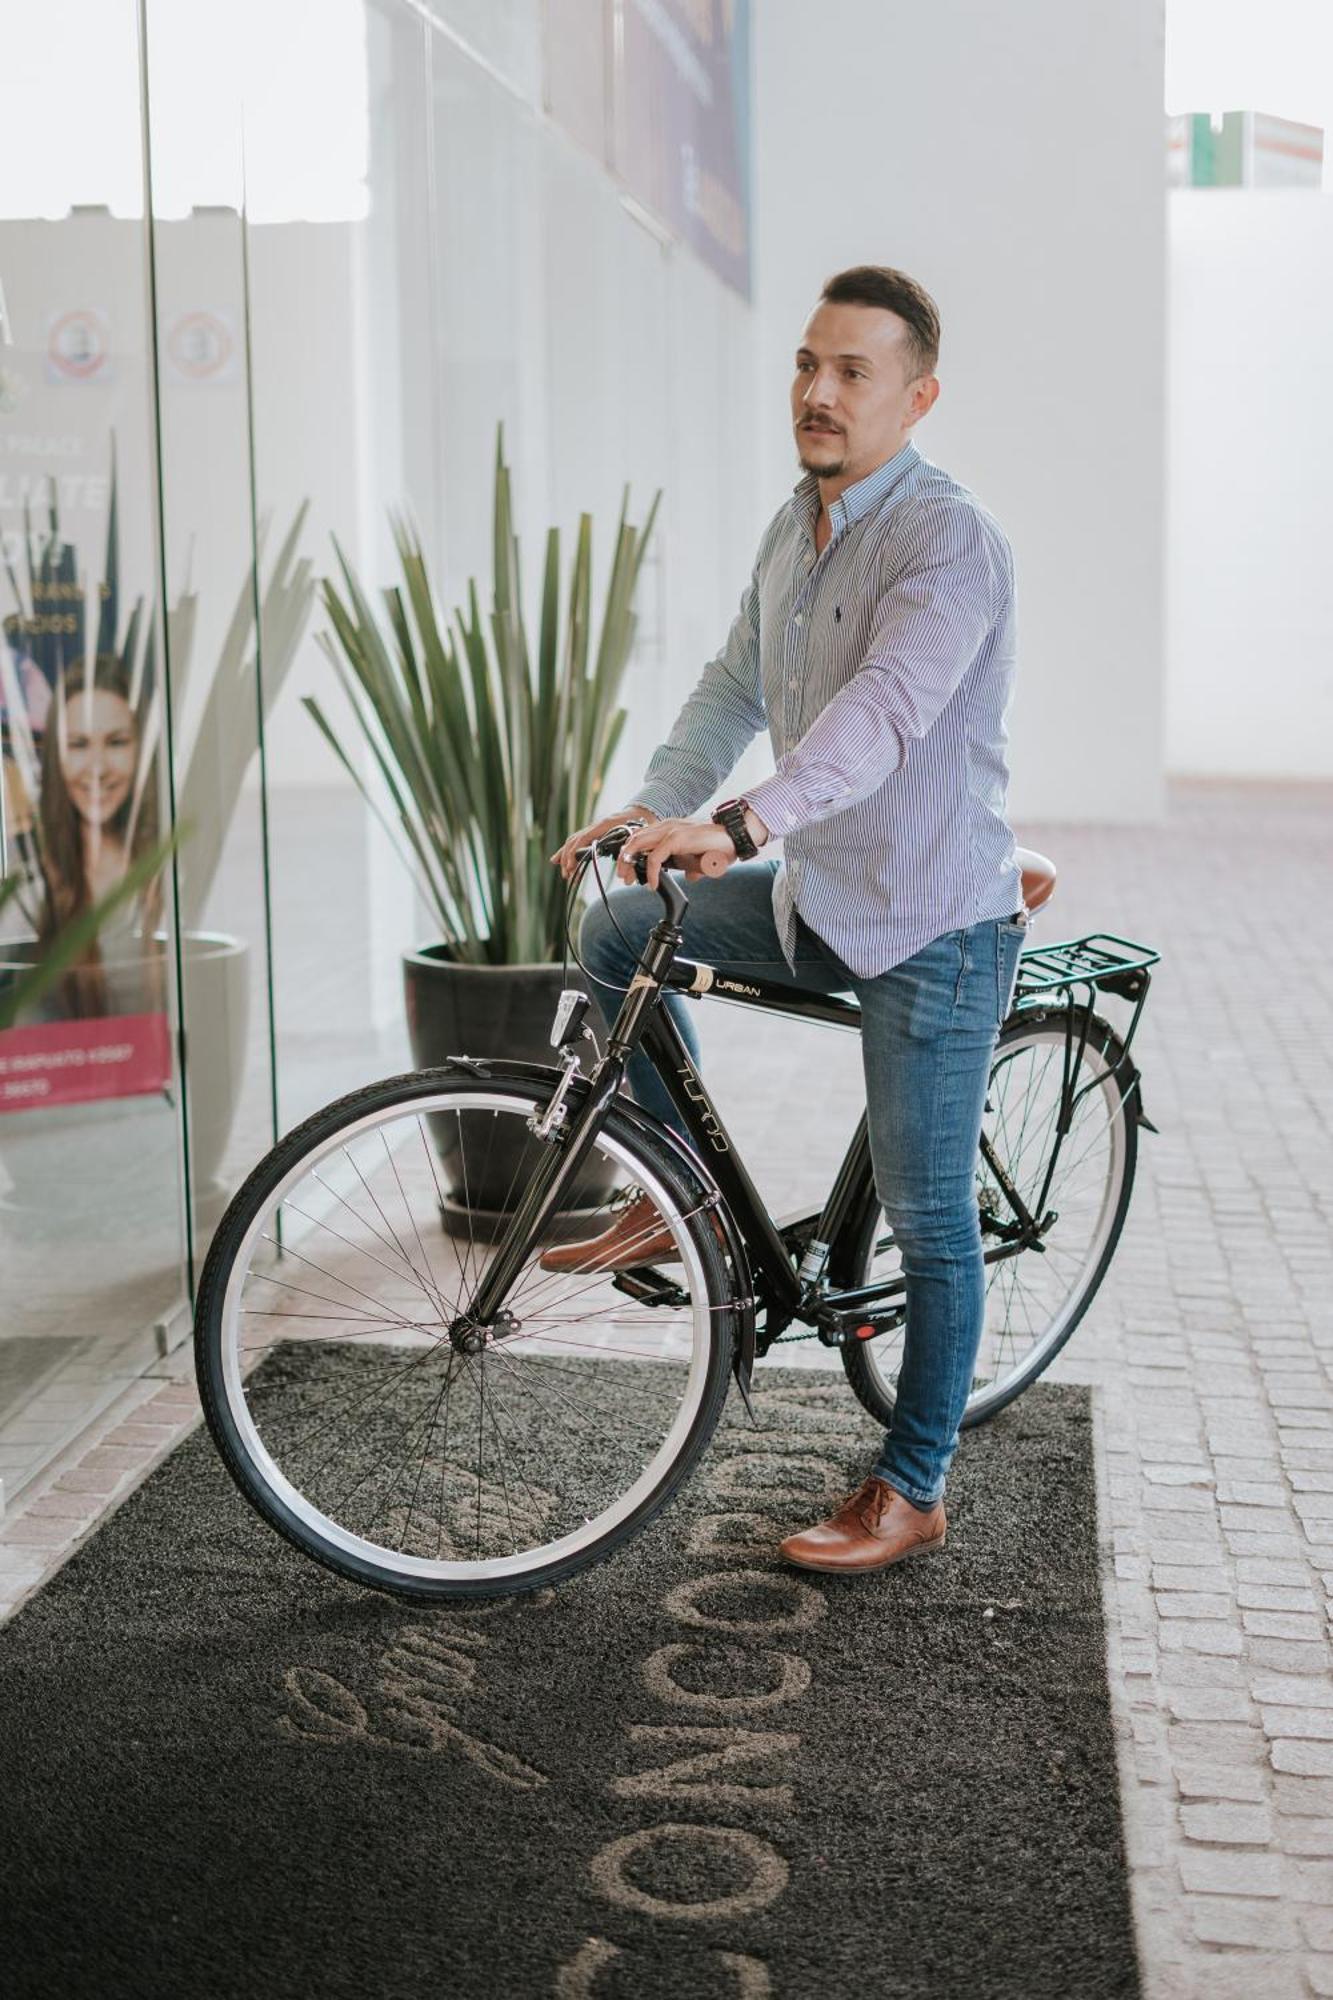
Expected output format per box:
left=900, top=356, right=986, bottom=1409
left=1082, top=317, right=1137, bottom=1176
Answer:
left=584, top=825, right=650, bottom=885
left=588, top=827, right=684, bottom=915
left=590, top=822, right=641, bottom=860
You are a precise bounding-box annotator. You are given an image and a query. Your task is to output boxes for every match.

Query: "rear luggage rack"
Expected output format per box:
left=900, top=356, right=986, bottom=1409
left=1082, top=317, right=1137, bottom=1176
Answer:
left=1010, top=932, right=1162, bottom=1127
left=1013, top=932, right=1160, bottom=1006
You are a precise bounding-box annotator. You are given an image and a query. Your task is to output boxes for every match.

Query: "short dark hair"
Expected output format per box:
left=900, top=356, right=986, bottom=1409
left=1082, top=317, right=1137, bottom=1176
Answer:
left=819, top=265, right=941, bottom=380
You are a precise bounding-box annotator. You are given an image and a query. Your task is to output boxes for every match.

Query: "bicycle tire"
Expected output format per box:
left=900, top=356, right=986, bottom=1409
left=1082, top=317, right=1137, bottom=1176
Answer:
left=840, top=1006, right=1141, bottom=1429
left=194, top=1067, right=736, bottom=1600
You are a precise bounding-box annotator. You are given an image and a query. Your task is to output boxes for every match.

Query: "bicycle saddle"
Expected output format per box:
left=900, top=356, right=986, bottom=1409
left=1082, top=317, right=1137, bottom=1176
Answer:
left=1016, top=846, right=1057, bottom=915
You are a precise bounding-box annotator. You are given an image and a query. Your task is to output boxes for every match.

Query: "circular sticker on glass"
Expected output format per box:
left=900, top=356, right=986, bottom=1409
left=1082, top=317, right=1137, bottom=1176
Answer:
left=166, top=309, right=237, bottom=385
left=46, top=308, right=112, bottom=384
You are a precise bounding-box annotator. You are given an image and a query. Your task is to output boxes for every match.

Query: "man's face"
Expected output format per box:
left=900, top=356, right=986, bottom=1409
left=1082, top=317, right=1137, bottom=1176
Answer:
left=791, top=300, right=934, bottom=484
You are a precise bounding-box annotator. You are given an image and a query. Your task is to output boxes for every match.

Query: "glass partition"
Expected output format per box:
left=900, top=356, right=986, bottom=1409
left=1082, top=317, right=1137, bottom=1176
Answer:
left=0, top=0, right=189, bottom=1501
left=0, top=0, right=759, bottom=1504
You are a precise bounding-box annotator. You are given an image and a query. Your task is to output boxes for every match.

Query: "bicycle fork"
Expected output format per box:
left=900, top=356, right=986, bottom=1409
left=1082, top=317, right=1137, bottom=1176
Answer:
left=448, top=1054, right=626, bottom=1349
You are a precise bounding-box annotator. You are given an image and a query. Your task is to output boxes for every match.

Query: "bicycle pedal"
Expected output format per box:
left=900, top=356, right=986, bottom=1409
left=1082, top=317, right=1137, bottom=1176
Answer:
left=611, top=1268, right=690, bottom=1309
left=837, top=1311, right=906, bottom=1344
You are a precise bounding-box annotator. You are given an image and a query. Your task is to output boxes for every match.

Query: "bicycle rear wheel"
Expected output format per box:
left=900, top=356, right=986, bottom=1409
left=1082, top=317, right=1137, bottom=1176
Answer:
left=841, top=1007, right=1140, bottom=1427
left=194, top=1070, right=734, bottom=1599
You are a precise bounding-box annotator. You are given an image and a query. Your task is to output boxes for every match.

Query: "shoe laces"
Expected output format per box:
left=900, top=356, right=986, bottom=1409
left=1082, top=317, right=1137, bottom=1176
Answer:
left=849, top=1476, right=895, bottom=1528
left=607, top=1183, right=655, bottom=1217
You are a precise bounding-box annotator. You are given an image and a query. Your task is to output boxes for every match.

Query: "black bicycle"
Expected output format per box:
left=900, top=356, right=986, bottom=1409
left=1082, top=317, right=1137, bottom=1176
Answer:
left=194, top=826, right=1160, bottom=1600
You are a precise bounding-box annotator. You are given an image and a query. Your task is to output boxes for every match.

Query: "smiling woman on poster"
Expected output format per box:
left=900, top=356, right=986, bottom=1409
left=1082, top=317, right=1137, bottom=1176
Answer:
left=35, top=657, right=166, bottom=1021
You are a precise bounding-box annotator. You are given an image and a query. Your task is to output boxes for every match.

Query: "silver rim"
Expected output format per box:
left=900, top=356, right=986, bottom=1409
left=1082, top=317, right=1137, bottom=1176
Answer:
left=212, top=1089, right=716, bottom=1584
left=855, top=1020, right=1130, bottom=1418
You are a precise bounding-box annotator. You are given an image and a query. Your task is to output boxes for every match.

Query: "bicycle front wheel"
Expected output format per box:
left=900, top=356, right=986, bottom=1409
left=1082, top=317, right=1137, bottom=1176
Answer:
left=194, top=1070, right=734, bottom=1600
left=841, top=1006, right=1140, bottom=1428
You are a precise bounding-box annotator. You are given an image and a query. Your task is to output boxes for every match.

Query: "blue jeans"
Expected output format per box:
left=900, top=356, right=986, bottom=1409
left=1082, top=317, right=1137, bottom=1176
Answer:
left=578, top=859, right=1026, bottom=1507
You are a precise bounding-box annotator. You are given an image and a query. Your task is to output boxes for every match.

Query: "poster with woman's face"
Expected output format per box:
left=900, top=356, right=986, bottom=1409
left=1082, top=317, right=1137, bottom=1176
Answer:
left=1, top=503, right=172, bottom=1112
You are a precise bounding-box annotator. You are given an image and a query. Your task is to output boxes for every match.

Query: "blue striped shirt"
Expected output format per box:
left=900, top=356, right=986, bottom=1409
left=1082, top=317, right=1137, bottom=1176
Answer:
left=633, top=437, right=1023, bottom=980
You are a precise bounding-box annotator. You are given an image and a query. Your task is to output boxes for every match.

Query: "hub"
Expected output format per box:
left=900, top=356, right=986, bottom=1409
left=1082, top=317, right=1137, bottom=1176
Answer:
left=448, top=1318, right=487, bottom=1355
left=447, top=1308, right=521, bottom=1354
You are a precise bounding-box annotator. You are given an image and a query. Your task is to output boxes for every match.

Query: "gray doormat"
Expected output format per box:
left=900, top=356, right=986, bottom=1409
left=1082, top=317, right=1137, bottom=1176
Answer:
left=0, top=1367, right=1138, bottom=1999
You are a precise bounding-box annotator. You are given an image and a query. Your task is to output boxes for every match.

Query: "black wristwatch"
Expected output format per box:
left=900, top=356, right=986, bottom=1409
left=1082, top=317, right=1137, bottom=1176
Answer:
left=711, top=797, right=761, bottom=861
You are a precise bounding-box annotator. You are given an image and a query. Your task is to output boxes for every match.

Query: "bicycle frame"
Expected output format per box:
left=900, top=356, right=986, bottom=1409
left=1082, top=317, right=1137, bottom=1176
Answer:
left=461, top=852, right=1160, bottom=1366
left=464, top=865, right=930, bottom=1359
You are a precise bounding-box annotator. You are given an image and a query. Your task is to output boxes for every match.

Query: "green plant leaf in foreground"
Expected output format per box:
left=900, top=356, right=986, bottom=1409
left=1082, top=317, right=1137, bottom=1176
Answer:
left=312, top=429, right=660, bottom=965
left=0, top=827, right=185, bottom=1033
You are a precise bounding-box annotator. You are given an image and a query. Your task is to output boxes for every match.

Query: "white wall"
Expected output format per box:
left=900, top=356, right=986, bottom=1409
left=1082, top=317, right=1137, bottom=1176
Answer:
left=750, top=0, right=1167, bottom=824
left=1167, top=192, right=1333, bottom=778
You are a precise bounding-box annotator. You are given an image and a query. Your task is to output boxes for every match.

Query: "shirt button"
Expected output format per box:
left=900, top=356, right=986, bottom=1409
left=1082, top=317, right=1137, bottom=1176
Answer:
left=793, top=612, right=804, bottom=626
left=788, top=678, right=798, bottom=691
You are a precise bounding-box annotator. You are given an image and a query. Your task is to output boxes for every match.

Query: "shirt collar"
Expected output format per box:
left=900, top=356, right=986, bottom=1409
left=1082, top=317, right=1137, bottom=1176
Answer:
left=792, top=437, right=920, bottom=539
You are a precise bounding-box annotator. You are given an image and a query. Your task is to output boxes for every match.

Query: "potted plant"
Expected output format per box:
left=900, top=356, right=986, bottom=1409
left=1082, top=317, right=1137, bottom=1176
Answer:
left=306, top=426, right=660, bottom=1236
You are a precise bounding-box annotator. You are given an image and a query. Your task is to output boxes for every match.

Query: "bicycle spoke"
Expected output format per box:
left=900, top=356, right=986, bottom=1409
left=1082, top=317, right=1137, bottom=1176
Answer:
left=241, top=1264, right=421, bottom=1328
left=335, top=1373, right=459, bottom=1539
left=338, top=1145, right=447, bottom=1313
left=490, top=1345, right=656, bottom=1464
left=382, top=1129, right=452, bottom=1317
left=401, top=1354, right=459, bottom=1555
left=468, top=1357, right=561, bottom=1544
left=255, top=1233, right=440, bottom=1340
left=279, top=1197, right=443, bottom=1317
left=262, top=1335, right=448, bottom=1486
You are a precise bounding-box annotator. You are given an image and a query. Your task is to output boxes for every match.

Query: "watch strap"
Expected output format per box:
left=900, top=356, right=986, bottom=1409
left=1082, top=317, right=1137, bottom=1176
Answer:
left=712, top=797, right=760, bottom=861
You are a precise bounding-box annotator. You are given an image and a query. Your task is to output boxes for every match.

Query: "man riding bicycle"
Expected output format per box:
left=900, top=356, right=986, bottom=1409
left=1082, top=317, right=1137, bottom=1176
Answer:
left=549, top=264, right=1027, bottom=1577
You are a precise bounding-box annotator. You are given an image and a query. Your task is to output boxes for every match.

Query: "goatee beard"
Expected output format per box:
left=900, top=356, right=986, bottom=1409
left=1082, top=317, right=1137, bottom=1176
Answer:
left=798, top=446, right=845, bottom=477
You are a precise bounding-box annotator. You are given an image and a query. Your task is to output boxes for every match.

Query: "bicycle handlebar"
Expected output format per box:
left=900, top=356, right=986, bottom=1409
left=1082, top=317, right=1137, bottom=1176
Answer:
left=578, top=824, right=689, bottom=928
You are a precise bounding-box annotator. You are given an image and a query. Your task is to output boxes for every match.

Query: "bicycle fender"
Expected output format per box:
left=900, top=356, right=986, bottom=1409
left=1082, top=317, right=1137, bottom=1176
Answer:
left=1127, top=1067, right=1158, bottom=1133
left=612, top=1096, right=758, bottom=1412
left=1092, top=1020, right=1158, bottom=1134
left=1113, top=1038, right=1158, bottom=1134
left=1095, top=1038, right=1158, bottom=1135
left=438, top=1056, right=758, bottom=1400
left=1019, top=1013, right=1159, bottom=1137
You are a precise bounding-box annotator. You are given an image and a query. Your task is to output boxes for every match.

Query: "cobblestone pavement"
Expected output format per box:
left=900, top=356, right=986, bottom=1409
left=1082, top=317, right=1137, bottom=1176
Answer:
left=1029, top=781, right=1333, bottom=2000
left=1, top=779, right=1329, bottom=1998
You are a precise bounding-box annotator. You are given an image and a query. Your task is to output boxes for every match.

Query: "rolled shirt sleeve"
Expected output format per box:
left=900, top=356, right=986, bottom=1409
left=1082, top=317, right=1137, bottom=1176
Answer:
left=744, top=504, right=1006, bottom=841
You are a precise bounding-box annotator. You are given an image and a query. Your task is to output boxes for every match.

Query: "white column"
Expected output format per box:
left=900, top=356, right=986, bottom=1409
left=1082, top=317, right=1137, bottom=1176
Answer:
left=750, top=0, right=1167, bottom=823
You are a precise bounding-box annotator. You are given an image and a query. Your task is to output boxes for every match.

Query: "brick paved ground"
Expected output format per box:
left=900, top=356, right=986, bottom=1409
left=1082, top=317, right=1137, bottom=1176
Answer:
left=1, top=778, right=1329, bottom=1997
left=1028, top=780, right=1333, bottom=2000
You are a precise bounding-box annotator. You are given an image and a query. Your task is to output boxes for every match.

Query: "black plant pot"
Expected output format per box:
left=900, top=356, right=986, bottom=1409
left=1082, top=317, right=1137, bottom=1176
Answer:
left=402, top=943, right=618, bottom=1242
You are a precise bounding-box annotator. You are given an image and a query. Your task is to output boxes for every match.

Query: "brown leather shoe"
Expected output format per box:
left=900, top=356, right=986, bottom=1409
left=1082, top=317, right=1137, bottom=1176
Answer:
left=538, top=1190, right=677, bottom=1275
left=778, top=1475, right=946, bottom=1574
